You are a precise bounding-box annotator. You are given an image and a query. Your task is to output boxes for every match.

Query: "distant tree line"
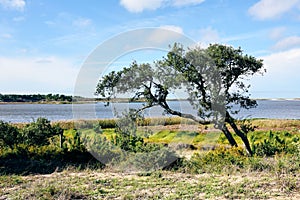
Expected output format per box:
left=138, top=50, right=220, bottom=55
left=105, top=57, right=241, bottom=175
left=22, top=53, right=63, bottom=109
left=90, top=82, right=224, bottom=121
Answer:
left=0, top=93, right=73, bottom=103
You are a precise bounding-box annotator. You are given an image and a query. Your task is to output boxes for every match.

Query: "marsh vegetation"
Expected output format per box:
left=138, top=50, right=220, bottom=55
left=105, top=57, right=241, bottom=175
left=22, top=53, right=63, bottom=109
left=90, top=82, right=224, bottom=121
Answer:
left=0, top=117, right=300, bottom=199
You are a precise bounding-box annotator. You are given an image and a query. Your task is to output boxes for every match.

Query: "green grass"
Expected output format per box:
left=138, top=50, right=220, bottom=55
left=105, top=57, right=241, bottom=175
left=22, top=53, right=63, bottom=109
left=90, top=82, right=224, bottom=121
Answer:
left=78, top=123, right=300, bottom=152
left=147, top=130, right=224, bottom=149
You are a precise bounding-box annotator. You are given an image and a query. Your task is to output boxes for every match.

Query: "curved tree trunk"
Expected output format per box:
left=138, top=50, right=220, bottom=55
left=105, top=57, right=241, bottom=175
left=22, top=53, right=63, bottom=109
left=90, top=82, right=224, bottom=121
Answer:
left=225, top=112, right=253, bottom=156
left=221, top=124, right=238, bottom=147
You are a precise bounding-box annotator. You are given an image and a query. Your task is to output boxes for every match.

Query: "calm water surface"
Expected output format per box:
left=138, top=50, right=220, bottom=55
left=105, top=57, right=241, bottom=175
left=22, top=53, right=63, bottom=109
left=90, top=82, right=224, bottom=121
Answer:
left=0, top=100, right=300, bottom=123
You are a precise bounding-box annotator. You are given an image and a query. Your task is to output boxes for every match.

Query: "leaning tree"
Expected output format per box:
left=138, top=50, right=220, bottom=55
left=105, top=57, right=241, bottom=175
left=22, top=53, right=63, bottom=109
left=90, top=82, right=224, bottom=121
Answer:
left=95, top=43, right=265, bottom=155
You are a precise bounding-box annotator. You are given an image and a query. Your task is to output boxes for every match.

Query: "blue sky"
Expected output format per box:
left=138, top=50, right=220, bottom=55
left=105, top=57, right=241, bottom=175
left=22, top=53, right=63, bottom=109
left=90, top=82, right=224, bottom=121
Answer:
left=0, top=0, right=300, bottom=98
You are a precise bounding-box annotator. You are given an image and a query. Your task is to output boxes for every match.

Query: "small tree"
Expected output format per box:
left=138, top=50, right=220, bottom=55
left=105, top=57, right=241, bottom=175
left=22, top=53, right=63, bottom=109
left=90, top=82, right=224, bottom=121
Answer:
left=95, top=44, right=265, bottom=155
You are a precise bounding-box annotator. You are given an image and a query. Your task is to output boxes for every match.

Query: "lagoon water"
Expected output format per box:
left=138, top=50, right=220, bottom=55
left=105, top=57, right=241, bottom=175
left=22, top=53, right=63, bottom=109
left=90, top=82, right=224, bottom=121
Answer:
left=0, top=100, right=300, bottom=123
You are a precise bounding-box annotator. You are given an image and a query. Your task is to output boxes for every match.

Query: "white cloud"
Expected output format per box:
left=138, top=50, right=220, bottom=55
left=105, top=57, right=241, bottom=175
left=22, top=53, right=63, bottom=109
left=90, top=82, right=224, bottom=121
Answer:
left=160, top=25, right=183, bottom=34
left=120, top=0, right=163, bottom=13
left=0, top=0, right=26, bottom=11
left=120, top=0, right=205, bottom=13
left=262, top=48, right=300, bottom=72
left=273, top=36, right=300, bottom=50
left=0, top=56, right=79, bottom=94
left=248, top=0, right=300, bottom=20
left=250, top=48, right=300, bottom=98
left=172, top=0, right=205, bottom=7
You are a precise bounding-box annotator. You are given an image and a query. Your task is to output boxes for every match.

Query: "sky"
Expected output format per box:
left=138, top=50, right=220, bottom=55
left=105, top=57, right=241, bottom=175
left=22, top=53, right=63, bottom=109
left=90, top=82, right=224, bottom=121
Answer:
left=0, top=0, right=300, bottom=98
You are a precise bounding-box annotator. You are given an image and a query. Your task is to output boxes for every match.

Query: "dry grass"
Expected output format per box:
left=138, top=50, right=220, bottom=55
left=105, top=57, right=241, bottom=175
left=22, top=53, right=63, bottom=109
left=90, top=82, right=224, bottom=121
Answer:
left=1, top=169, right=299, bottom=199
left=12, top=118, right=300, bottom=132
left=250, top=119, right=300, bottom=132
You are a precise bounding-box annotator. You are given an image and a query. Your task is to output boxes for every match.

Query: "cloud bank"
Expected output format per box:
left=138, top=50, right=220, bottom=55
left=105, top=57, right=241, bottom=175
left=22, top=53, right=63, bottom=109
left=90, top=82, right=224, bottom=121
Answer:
left=249, top=48, right=300, bottom=98
left=273, top=36, right=300, bottom=51
left=248, top=0, right=300, bottom=20
left=0, top=0, right=26, bottom=11
left=120, top=0, right=205, bottom=13
left=0, top=56, right=79, bottom=94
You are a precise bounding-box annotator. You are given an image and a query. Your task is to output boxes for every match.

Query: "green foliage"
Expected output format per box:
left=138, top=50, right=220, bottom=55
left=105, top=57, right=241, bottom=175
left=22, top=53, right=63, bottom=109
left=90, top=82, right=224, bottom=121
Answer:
left=188, top=146, right=248, bottom=173
left=62, top=129, right=89, bottom=153
left=251, top=131, right=299, bottom=156
left=80, top=111, right=180, bottom=171
left=1, top=117, right=299, bottom=176
left=81, top=131, right=124, bottom=164
left=97, top=119, right=116, bottom=128
left=0, top=121, right=21, bottom=149
left=95, top=43, right=265, bottom=154
left=112, top=110, right=143, bottom=153
left=0, top=143, right=64, bottom=161
left=113, top=134, right=144, bottom=153
left=113, top=110, right=164, bottom=153
left=21, top=118, right=63, bottom=146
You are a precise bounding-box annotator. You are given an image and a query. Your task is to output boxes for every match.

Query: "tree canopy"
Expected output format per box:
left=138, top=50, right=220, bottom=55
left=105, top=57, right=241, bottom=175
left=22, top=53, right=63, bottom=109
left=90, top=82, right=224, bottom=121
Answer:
left=95, top=43, right=265, bottom=155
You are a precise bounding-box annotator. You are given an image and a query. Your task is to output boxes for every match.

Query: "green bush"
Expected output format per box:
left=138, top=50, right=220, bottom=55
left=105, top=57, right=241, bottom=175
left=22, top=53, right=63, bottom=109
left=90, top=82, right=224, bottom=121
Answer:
left=0, top=143, right=62, bottom=160
left=97, top=119, right=116, bottom=128
left=81, top=132, right=124, bottom=164
left=0, top=120, right=21, bottom=149
left=112, top=110, right=166, bottom=153
left=251, top=131, right=299, bottom=156
left=21, top=118, right=63, bottom=146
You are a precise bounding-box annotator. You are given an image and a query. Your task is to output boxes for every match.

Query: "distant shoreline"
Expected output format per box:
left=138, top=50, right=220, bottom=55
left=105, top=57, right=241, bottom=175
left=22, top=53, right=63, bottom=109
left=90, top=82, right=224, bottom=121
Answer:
left=1, top=98, right=300, bottom=105
left=0, top=101, right=73, bottom=105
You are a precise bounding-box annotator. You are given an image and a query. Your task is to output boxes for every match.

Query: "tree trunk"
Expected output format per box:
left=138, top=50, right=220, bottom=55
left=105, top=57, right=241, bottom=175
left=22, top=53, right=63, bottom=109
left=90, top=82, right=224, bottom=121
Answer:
left=226, top=112, right=253, bottom=156
left=221, top=124, right=238, bottom=147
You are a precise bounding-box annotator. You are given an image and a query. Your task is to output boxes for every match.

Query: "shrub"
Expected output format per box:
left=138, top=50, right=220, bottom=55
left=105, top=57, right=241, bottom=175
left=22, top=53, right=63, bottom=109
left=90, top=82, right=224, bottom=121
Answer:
left=113, top=110, right=167, bottom=153
left=117, top=148, right=178, bottom=172
left=81, top=110, right=180, bottom=171
left=187, top=146, right=248, bottom=173
left=251, top=131, right=299, bottom=156
left=21, top=118, right=63, bottom=146
left=97, top=119, right=116, bottom=128
left=64, top=130, right=87, bottom=152
left=0, top=120, right=21, bottom=149
left=81, top=132, right=124, bottom=165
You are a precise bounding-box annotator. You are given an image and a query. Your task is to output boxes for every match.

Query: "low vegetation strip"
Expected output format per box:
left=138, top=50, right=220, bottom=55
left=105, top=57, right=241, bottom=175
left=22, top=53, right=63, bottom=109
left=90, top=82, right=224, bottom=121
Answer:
left=1, top=170, right=299, bottom=199
left=0, top=117, right=300, bottom=199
